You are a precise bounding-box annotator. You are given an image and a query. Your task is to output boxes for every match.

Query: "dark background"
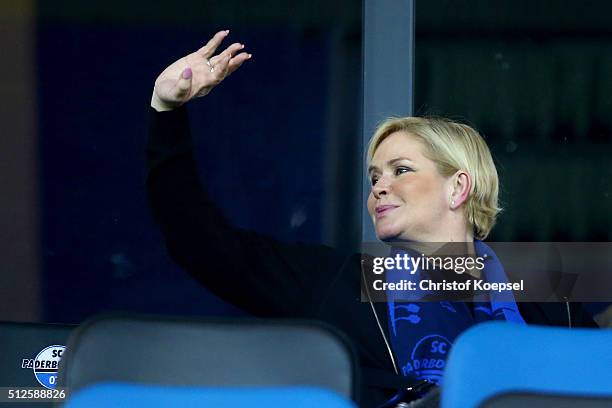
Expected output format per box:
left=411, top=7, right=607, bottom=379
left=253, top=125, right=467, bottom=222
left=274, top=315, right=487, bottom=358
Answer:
left=415, top=0, right=612, bottom=242
left=1, top=0, right=610, bottom=324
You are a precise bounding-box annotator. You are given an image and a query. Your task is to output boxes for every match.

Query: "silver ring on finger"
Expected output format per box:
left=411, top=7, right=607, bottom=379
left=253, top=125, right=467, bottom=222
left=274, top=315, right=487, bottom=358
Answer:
left=204, top=59, right=213, bottom=72
left=206, top=58, right=216, bottom=72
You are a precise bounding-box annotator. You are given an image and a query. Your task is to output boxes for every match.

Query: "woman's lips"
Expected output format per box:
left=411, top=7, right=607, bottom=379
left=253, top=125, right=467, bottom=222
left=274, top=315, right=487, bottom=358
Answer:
left=375, top=205, right=398, bottom=218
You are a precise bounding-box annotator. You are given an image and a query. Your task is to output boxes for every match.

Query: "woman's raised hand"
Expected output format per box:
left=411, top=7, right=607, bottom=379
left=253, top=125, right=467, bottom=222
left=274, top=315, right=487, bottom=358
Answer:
left=151, top=30, right=251, bottom=111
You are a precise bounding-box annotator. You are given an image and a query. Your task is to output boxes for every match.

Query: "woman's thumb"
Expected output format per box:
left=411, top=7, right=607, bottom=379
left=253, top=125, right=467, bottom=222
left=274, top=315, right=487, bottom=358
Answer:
left=174, top=67, right=193, bottom=98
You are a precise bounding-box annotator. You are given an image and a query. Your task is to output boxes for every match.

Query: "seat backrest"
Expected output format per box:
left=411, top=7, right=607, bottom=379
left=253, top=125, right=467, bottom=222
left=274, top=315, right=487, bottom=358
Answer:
left=63, top=383, right=356, bottom=408
left=442, top=322, right=612, bottom=408
left=58, top=315, right=357, bottom=400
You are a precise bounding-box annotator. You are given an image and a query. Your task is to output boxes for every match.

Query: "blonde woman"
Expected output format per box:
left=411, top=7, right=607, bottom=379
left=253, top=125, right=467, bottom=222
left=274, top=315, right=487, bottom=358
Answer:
left=146, top=31, right=597, bottom=408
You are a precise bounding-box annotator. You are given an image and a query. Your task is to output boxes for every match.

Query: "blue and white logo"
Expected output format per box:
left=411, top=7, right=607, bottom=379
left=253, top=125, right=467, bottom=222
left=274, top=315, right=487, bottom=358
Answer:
left=21, top=345, right=65, bottom=389
left=401, top=335, right=451, bottom=384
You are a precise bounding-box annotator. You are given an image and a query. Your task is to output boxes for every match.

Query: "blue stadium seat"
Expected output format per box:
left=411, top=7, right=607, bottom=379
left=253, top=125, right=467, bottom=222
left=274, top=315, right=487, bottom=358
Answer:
left=63, top=383, right=356, bottom=408
left=442, top=322, right=612, bottom=408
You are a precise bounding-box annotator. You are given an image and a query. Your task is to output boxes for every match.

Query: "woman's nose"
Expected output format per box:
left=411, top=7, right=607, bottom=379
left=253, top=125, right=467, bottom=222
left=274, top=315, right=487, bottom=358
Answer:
left=372, top=176, right=391, bottom=198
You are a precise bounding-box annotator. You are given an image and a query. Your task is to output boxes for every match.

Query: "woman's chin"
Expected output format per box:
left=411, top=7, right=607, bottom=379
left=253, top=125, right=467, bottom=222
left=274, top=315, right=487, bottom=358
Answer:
left=375, top=227, right=401, bottom=242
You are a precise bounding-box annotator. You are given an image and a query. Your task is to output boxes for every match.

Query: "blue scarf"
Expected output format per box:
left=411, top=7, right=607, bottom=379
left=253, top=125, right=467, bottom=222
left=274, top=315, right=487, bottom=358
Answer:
left=386, top=240, right=525, bottom=384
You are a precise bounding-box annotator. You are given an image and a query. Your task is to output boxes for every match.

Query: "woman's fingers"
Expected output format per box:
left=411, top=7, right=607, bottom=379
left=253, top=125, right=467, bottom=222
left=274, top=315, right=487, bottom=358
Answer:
left=227, top=52, right=252, bottom=75
left=211, top=42, right=244, bottom=64
left=196, top=30, right=230, bottom=58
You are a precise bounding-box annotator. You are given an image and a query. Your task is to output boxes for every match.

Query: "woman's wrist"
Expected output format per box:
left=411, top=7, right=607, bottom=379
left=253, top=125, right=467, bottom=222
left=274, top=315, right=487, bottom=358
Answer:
left=151, top=88, right=181, bottom=112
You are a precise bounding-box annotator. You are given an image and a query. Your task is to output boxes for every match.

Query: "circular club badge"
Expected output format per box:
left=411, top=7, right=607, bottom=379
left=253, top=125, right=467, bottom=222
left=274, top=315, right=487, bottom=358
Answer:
left=408, top=335, right=452, bottom=384
left=33, top=345, right=65, bottom=389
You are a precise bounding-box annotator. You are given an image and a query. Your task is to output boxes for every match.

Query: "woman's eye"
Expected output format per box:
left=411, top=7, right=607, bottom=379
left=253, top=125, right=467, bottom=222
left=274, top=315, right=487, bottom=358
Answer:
left=370, top=176, right=379, bottom=186
left=395, top=166, right=412, bottom=176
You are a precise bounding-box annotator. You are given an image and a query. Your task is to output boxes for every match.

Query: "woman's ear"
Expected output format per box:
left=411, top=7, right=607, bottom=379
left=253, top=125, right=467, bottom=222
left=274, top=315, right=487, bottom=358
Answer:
left=449, top=170, right=471, bottom=210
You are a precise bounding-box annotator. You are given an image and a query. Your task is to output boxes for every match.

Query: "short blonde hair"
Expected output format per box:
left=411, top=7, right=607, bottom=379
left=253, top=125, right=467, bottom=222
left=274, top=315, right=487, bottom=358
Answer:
left=367, top=117, right=501, bottom=240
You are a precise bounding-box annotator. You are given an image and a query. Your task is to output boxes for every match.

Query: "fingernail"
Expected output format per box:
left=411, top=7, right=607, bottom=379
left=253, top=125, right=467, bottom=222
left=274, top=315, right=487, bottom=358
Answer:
left=248, top=54, right=252, bottom=59
left=182, top=68, right=192, bottom=79
left=225, top=29, right=230, bottom=34
left=241, top=44, right=245, bottom=49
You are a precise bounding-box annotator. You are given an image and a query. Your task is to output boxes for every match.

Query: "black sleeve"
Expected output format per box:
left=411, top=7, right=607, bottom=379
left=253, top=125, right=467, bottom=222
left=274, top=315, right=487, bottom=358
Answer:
left=145, top=106, right=349, bottom=317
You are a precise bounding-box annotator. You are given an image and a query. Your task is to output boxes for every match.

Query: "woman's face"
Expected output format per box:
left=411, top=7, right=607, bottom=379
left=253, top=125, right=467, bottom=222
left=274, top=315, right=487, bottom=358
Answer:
left=367, top=131, right=453, bottom=242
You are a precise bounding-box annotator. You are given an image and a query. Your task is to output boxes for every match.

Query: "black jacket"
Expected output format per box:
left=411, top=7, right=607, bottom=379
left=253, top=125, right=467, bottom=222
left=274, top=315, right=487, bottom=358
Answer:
left=145, top=106, right=597, bottom=408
